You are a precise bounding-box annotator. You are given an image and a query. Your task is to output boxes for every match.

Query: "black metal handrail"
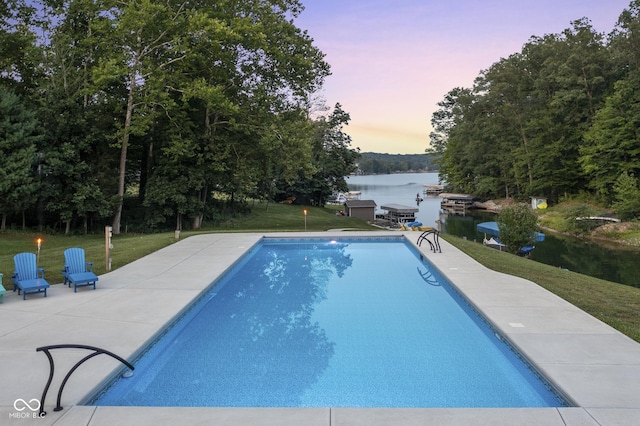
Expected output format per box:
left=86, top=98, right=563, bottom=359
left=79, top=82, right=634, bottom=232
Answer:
left=36, top=344, right=134, bottom=416
left=417, top=229, right=441, bottom=253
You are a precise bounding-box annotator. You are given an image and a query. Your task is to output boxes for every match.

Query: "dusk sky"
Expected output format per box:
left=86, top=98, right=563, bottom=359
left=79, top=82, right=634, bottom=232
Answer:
left=295, top=0, right=633, bottom=155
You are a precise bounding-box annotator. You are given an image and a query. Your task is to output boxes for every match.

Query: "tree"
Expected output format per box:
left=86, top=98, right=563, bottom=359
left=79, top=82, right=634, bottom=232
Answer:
left=432, top=18, right=614, bottom=203
left=497, top=204, right=540, bottom=255
left=0, top=89, right=41, bottom=230
left=137, top=0, right=331, bottom=229
left=429, top=87, right=481, bottom=194
left=612, top=172, right=640, bottom=220
left=36, top=0, right=114, bottom=233
left=0, top=0, right=41, bottom=95
left=304, top=103, right=360, bottom=205
left=0, top=0, right=335, bottom=233
left=580, top=2, right=640, bottom=201
left=522, top=20, right=611, bottom=200
left=580, top=77, right=640, bottom=199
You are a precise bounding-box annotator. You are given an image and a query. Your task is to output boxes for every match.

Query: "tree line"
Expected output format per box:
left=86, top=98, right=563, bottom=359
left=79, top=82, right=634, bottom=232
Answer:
left=356, top=153, right=437, bottom=175
left=0, top=0, right=359, bottom=234
left=429, top=1, right=640, bottom=219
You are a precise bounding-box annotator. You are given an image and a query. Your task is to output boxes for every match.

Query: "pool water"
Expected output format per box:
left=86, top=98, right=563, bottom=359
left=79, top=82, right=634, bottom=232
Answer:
left=91, top=237, right=566, bottom=408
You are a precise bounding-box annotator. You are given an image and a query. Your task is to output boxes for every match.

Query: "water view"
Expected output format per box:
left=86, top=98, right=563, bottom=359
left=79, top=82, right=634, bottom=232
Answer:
left=347, top=172, right=640, bottom=288
left=346, top=172, right=444, bottom=228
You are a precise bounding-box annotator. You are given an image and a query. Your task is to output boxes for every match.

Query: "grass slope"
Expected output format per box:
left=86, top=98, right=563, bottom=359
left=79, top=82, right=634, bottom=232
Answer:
left=443, top=234, right=640, bottom=343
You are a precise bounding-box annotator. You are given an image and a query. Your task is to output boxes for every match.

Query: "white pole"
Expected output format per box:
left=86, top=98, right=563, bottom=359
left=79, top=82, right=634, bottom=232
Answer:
left=105, top=226, right=112, bottom=271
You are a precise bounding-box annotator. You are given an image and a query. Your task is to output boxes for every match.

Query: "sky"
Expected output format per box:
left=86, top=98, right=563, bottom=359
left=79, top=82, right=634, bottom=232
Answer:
left=294, top=0, right=633, bottom=155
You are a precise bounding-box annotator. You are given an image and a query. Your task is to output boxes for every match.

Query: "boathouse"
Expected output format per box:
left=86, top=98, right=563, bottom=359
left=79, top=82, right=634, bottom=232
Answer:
left=423, top=184, right=444, bottom=195
left=379, top=204, right=419, bottom=223
left=439, top=193, right=475, bottom=215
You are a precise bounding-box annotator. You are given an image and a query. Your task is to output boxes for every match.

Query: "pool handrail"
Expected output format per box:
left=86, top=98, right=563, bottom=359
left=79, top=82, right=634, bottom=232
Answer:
left=36, top=344, right=134, bottom=416
left=417, top=229, right=441, bottom=253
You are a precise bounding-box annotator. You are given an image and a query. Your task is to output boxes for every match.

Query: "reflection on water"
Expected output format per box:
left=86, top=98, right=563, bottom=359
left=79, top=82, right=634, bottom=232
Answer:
left=94, top=240, right=354, bottom=407
left=348, top=172, right=640, bottom=288
left=443, top=214, right=640, bottom=288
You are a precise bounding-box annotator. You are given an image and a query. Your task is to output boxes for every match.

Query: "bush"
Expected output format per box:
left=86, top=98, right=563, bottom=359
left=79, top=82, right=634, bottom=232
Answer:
left=497, top=204, right=539, bottom=254
left=563, top=204, right=601, bottom=235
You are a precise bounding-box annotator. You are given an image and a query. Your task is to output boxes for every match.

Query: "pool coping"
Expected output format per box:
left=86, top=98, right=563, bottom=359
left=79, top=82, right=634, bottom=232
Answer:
left=1, top=231, right=639, bottom=425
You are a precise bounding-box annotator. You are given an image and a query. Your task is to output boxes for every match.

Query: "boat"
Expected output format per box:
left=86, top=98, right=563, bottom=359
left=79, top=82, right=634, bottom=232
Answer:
left=345, top=191, right=361, bottom=200
left=476, top=221, right=545, bottom=256
left=327, top=191, right=362, bottom=205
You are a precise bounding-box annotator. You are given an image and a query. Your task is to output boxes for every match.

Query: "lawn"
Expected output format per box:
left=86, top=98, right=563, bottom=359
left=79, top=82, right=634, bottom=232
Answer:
left=0, top=203, right=376, bottom=287
left=2, top=202, right=639, bottom=344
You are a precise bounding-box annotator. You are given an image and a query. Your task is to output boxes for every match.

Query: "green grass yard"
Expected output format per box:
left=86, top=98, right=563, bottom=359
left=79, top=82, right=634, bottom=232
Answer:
left=2, top=202, right=639, bottom=344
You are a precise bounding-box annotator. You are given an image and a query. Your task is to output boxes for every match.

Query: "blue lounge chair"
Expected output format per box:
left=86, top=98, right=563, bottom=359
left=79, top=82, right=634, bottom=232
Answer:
left=62, top=248, right=99, bottom=292
left=0, top=273, right=5, bottom=303
left=12, top=253, right=50, bottom=300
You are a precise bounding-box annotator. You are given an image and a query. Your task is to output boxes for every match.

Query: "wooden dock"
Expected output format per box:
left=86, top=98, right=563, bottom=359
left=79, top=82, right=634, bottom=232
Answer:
left=439, top=193, right=475, bottom=215
left=423, top=184, right=444, bottom=196
left=379, top=203, right=419, bottom=223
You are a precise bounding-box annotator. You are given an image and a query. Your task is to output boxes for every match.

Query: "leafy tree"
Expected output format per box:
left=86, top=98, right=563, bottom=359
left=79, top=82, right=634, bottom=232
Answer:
left=0, top=0, right=337, bottom=233
left=612, top=172, right=640, bottom=220
left=581, top=2, right=640, bottom=201
left=87, top=0, right=191, bottom=234
left=523, top=20, right=611, bottom=200
left=284, top=104, right=359, bottom=206
left=497, top=204, right=540, bottom=254
left=36, top=0, right=114, bottom=233
left=581, top=77, right=640, bottom=199
left=357, top=153, right=436, bottom=174
left=0, top=89, right=41, bottom=230
left=140, top=0, right=330, bottom=229
left=429, top=86, right=481, bottom=194
left=0, top=0, right=41, bottom=95
left=432, top=18, right=614, bottom=204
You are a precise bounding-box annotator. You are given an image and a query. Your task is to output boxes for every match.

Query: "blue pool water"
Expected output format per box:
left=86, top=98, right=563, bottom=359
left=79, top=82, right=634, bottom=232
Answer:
left=91, top=237, right=566, bottom=408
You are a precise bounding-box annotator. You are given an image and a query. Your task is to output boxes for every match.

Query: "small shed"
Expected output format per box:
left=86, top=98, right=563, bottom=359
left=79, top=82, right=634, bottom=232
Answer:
left=531, top=196, right=548, bottom=210
left=344, top=199, right=377, bottom=221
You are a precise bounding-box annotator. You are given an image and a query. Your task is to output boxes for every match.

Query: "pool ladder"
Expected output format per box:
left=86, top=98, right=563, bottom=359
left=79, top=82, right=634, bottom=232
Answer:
left=417, top=229, right=441, bottom=253
left=36, top=344, right=134, bottom=416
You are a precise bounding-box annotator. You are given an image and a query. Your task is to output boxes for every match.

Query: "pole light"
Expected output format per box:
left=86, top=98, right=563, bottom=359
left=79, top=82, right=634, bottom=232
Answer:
left=36, top=238, right=42, bottom=266
left=303, top=209, right=307, bottom=231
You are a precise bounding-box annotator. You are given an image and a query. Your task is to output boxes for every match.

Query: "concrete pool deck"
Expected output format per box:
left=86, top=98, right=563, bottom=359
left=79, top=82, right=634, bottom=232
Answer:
left=1, top=231, right=640, bottom=425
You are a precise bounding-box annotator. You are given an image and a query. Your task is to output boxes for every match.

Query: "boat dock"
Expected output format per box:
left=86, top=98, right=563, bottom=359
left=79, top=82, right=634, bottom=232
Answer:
left=439, top=193, right=475, bottom=215
left=378, top=204, right=419, bottom=223
left=423, top=184, right=444, bottom=195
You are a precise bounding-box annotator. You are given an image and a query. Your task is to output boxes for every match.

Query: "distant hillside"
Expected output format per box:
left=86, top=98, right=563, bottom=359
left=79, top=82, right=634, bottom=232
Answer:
left=356, top=152, right=438, bottom=174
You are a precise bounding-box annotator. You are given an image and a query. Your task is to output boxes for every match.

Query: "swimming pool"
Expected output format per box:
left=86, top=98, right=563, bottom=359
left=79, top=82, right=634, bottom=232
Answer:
left=90, top=237, right=566, bottom=408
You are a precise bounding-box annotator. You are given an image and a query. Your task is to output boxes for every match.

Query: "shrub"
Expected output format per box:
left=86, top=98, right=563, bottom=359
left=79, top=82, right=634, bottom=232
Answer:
left=563, top=204, right=601, bottom=235
left=497, top=204, right=539, bottom=254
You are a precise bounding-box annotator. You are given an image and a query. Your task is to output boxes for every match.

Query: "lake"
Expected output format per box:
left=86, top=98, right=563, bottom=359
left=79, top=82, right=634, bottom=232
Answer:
left=347, top=172, right=640, bottom=288
left=346, top=172, right=445, bottom=227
